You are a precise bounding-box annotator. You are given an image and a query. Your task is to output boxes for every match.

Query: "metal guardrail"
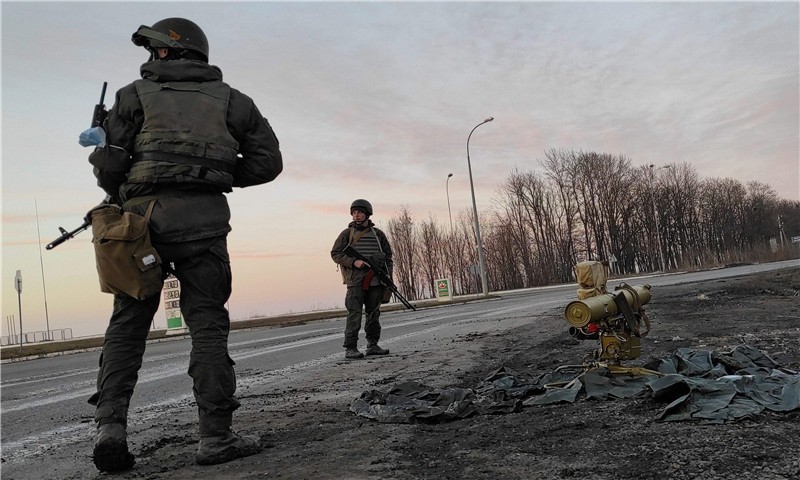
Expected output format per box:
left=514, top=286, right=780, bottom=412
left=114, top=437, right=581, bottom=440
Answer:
left=0, top=328, right=73, bottom=346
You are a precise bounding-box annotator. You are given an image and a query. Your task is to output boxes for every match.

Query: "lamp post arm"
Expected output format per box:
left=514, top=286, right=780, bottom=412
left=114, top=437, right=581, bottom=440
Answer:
left=446, top=174, right=453, bottom=232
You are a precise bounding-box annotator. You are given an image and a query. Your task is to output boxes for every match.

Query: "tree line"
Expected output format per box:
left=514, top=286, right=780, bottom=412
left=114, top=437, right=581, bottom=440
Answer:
left=384, top=149, right=800, bottom=299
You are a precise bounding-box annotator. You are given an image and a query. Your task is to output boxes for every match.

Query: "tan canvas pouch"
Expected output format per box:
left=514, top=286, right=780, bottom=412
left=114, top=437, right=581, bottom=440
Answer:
left=575, top=261, right=608, bottom=299
left=89, top=200, right=163, bottom=300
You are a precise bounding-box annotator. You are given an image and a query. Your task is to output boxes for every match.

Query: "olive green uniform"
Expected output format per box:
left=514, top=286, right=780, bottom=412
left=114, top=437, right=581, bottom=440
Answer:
left=331, top=221, right=393, bottom=349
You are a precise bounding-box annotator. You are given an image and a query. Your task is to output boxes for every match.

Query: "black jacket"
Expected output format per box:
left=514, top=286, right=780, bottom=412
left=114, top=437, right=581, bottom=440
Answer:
left=89, top=59, right=282, bottom=243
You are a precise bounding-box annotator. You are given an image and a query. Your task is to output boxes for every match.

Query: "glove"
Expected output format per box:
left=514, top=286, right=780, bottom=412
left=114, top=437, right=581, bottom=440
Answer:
left=79, top=126, right=107, bottom=147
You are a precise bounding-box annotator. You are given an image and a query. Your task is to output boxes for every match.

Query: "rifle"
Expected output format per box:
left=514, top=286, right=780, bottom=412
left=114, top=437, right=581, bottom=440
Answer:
left=343, top=245, right=416, bottom=311
left=91, top=81, right=108, bottom=128
left=47, top=82, right=110, bottom=250
left=46, top=196, right=111, bottom=250
left=46, top=218, right=90, bottom=250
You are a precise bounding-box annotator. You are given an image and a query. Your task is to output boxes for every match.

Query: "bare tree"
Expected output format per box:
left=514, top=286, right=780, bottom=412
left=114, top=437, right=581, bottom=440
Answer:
left=453, top=211, right=478, bottom=294
left=541, top=149, right=580, bottom=279
left=386, top=205, right=419, bottom=300
left=697, top=178, right=749, bottom=263
left=386, top=153, right=797, bottom=299
left=495, top=169, right=538, bottom=287
left=417, top=215, right=448, bottom=298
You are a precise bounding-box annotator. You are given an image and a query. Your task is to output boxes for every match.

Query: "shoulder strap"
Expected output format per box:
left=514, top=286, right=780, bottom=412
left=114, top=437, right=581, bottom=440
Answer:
left=372, top=227, right=384, bottom=252
left=349, top=227, right=370, bottom=246
left=143, top=200, right=157, bottom=223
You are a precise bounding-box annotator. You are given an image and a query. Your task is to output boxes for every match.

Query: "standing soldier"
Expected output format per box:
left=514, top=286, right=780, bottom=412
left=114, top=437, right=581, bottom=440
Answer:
left=80, top=18, right=282, bottom=472
left=331, top=199, right=393, bottom=359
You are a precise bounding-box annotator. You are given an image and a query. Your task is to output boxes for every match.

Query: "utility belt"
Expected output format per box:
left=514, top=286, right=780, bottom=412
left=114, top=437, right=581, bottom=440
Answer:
left=132, top=151, right=236, bottom=173
left=127, top=155, right=234, bottom=190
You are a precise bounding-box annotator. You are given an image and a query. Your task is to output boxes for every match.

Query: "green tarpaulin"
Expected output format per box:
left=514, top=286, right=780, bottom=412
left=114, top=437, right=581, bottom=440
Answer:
left=351, top=345, right=799, bottom=424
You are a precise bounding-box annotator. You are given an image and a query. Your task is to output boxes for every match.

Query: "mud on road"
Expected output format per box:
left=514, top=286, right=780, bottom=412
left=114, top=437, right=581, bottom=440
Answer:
left=26, top=267, right=800, bottom=480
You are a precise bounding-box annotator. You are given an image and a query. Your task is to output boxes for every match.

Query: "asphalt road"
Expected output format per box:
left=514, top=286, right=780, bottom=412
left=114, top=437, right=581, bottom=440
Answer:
left=1, top=259, right=797, bottom=472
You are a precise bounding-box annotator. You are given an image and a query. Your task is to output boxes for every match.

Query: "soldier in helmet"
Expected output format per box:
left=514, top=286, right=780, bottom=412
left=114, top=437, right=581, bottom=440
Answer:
left=331, top=199, right=393, bottom=359
left=81, top=18, right=282, bottom=472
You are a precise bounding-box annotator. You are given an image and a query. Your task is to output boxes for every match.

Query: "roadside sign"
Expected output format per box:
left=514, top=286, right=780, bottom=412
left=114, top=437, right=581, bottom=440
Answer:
left=435, top=278, right=452, bottom=302
left=14, top=270, right=23, bottom=350
left=792, top=236, right=800, bottom=244
left=163, top=276, right=184, bottom=330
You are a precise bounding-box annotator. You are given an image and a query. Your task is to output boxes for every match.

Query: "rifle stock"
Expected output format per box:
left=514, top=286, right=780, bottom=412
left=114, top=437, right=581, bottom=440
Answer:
left=343, top=245, right=416, bottom=311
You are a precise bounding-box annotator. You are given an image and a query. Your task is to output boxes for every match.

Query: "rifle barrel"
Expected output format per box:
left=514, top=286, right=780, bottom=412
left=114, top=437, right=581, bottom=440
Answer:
left=46, top=222, right=90, bottom=250
left=99, top=81, right=107, bottom=104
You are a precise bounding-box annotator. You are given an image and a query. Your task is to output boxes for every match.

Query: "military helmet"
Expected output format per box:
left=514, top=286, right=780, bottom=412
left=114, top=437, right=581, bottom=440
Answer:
left=350, top=199, right=373, bottom=216
left=132, top=18, right=209, bottom=62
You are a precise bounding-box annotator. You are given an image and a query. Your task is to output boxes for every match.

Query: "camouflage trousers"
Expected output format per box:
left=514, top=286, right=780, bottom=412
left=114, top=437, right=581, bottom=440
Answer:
left=343, top=285, right=384, bottom=349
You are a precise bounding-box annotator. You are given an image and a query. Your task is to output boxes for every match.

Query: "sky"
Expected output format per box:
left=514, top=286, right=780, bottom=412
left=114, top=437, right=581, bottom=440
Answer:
left=2, top=1, right=798, bottom=339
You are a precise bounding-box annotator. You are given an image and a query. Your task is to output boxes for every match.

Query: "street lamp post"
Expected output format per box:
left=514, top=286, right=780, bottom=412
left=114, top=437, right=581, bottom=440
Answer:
left=467, top=117, right=493, bottom=296
left=446, top=173, right=454, bottom=232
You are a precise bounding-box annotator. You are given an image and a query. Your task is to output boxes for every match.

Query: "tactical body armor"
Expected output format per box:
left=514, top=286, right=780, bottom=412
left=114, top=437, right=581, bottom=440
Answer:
left=128, top=79, right=239, bottom=191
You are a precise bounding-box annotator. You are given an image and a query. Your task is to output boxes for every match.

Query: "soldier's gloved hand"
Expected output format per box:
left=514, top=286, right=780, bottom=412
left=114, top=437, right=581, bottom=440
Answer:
left=79, top=126, right=107, bottom=147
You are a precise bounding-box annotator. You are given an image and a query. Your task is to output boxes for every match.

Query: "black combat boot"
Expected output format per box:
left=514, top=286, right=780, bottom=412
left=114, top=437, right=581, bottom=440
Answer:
left=345, top=347, right=364, bottom=359
left=93, top=422, right=135, bottom=472
left=196, top=430, right=262, bottom=465
left=366, top=343, right=389, bottom=355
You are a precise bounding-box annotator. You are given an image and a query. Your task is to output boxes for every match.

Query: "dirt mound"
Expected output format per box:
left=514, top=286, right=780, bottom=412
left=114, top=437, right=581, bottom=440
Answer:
left=389, top=268, right=800, bottom=480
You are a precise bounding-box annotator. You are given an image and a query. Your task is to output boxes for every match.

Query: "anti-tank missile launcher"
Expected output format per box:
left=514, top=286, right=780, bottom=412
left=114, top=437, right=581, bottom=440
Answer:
left=563, top=261, right=652, bottom=364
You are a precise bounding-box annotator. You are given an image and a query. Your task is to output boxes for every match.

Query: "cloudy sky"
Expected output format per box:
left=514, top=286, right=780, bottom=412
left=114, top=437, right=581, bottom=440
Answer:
left=2, top=1, right=798, bottom=339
